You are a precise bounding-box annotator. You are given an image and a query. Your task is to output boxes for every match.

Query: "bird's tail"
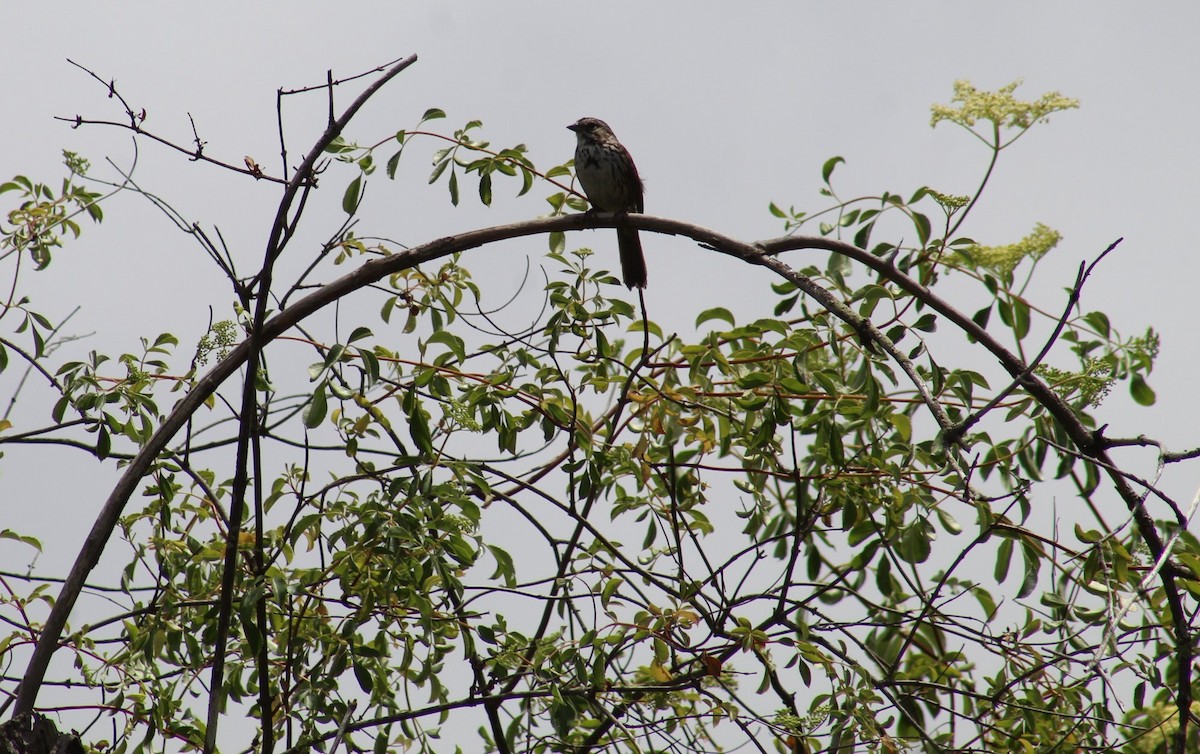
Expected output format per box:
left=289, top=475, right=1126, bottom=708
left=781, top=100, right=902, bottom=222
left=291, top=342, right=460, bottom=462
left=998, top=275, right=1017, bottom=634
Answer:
left=617, top=228, right=647, bottom=289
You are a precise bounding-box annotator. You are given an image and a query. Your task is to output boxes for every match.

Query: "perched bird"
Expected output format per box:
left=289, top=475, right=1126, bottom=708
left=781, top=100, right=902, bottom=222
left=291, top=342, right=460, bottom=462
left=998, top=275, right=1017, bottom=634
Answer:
left=567, top=117, right=647, bottom=289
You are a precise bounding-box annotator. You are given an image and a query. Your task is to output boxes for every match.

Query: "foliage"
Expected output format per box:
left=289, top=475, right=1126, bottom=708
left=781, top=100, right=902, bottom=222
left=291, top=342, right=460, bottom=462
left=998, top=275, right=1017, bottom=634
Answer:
left=1, top=64, right=1197, bottom=754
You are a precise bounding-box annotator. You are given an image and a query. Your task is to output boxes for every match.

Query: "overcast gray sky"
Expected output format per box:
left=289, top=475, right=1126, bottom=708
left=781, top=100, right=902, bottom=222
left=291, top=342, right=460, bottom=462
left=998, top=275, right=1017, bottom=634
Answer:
left=3, top=3, right=1199, bottom=735
left=2, top=2, right=1200, bottom=749
left=6, top=2, right=1196, bottom=503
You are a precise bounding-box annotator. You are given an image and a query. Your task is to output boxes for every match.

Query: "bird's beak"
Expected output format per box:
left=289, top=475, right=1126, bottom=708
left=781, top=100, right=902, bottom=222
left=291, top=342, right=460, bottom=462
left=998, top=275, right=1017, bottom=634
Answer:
left=567, top=122, right=579, bottom=132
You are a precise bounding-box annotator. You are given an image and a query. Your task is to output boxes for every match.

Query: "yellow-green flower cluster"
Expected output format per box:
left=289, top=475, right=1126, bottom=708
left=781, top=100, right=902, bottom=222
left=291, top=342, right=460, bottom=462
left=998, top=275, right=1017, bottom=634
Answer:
left=195, top=320, right=239, bottom=366
left=772, top=710, right=805, bottom=734
left=1122, top=701, right=1200, bottom=754
left=63, top=150, right=91, bottom=176
left=928, top=189, right=971, bottom=211
left=444, top=399, right=482, bottom=432
left=931, top=80, right=1079, bottom=130
left=1036, top=359, right=1113, bottom=408
left=958, top=223, right=1061, bottom=276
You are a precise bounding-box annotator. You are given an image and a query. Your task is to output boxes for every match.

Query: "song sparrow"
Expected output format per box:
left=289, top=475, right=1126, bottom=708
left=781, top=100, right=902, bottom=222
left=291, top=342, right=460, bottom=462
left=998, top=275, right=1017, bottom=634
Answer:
left=567, top=117, right=647, bottom=289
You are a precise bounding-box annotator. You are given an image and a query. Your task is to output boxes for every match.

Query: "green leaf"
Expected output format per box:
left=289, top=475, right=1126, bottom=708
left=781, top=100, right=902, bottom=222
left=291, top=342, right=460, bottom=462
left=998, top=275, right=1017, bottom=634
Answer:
left=600, top=577, right=622, bottom=609
left=52, top=395, right=70, bottom=422
left=1017, top=545, right=1040, bottom=599
left=1083, top=311, right=1111, bottom=338
left=821, top=156, right=844, bottom=184
left=994, top=537, right=1013, bottom=583
left=353, top=658, right=375, bottom=693
left=642, top=520, right=657, bottom=550
left=912, top=212, right=931, bottom=246
left=972, top=586, right=996, bottom=618
left=429, top=156, right=450, bottom=184
left=826, top=423, right=844, bottom=466
left=240, top=587, right=263, bottom=656
left=1074, top=523, right=1101, bottom=543
left=427, top=330, right=467, bottom=363
left=875, top=555, right=894, bottom=596
left=96, top=426, right=111, bottom=460
left=323, top=135, right=352, bottom=154
left=347, top=326, right=374, bottom=344
left=0, top=529, right=42, bottom=552
left=695, top=307, right=736, bottom=328
left=407, top=391, right=433, bottom=454
left=853, top=221, right=874, bottom=250
left=775, top=293, right=799, bottom=316
left=971, top=305, right=992, bottom=333
left=477, top=624, right=497, bottom=645
left=1011, top=297, right=1031, bottom=339
left=899, top=520, right=932, bottom=563
left=1130, top=374, right=1156, bottom=406
left=487, top=545, right=516, bottom=587
left=323, top=344, right=346, bottom=372
left=360, top=351, right=379, bottom=384
left=342, top=175, right=363, bottom=214
left=304, top=382, right=328, bottom=428
left=935, top=506, right=961, bottom=534
left=329, top=381, right=354, bottom=400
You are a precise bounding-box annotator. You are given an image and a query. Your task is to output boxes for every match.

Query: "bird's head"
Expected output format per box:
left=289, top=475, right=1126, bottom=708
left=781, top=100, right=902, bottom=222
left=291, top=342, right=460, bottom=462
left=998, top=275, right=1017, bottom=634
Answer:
left=568, top=117, right=616, bottom=142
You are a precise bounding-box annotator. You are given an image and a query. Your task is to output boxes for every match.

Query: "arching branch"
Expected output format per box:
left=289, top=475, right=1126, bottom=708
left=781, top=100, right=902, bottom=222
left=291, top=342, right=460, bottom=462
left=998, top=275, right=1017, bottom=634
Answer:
left=16, top=212, right=1190, bottom=749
